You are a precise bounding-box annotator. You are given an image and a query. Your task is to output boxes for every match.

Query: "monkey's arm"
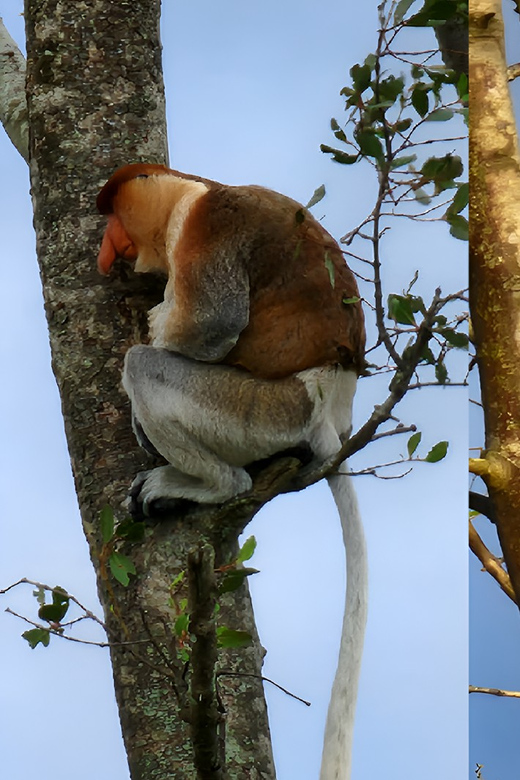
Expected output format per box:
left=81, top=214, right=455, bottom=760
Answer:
left=148, top=250, right=250, bottom=362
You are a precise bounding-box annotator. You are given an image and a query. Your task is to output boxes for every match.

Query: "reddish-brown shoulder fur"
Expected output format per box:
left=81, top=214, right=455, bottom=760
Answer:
left=172, top=185, right=366, bottom=378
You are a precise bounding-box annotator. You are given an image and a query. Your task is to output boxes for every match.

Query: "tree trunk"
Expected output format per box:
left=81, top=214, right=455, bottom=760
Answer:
left=469, top=0, right=520, bottom=607
left=23, top=0, right=275, bottom=776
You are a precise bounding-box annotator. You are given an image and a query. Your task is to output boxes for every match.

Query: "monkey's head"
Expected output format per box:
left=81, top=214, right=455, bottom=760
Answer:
left=96, top=163, right=171, bottom=215
left=96, top=163, right=195, bottom=276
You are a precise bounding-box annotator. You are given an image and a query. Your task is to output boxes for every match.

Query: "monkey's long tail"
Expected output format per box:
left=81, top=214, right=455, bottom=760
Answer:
left=320, top=468, right=368, bottom=780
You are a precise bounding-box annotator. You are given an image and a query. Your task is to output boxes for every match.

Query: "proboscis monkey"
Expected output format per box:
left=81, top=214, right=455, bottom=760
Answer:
left=97, top=163, right=367, bottom=780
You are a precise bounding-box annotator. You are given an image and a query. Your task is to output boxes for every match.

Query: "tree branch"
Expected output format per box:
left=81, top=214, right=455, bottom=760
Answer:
left=469, top=490, right=495, bottom=522
left=469, top=520, right=517, bottom=604
left=469, top=685, right=520, bottom=698
left=0, top=18, right=28, bottom=160
left=188, top=544, right=223, bottom=780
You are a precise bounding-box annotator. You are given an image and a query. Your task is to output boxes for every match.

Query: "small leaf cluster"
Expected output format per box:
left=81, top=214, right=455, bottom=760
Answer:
left=388, top=283, right=468, bottom=384
left=321, top=0, right=468, bottom=241
left=215, top=536, right=258, bottom=649
left=403, top=0, right=468, bottom=29
left=171, top=537, right=259, bottom=662
left=407, top=431, right=449, bottom=463
left=22, top=586, right=70, bottom=649
left=100, top=506, right=145, bottom=587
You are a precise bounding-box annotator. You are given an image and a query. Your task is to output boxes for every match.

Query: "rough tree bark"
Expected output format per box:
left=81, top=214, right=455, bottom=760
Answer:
left=22, top=0, right=275, bottom=777
left=469, top=0, right=520, bottom=607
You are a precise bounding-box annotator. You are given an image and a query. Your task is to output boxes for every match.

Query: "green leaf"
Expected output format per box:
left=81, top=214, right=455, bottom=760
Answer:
left=174, top=613, right=189, bottom=637
left=421, top=154, right=463, bottom=183
left=23, top=628, right=51, bottom=649
left=435, top=360, right=449, bottom=384
left=306, top=184, right=326, bottom=210
left=356, top=130, right=384, bottom=160
left=387, top=294, right=416, bottom=325
left=390, top=154, right=417, bottom=169
left=394, top=0, right=417, bottom=24
left=411, top=85, right=429, bottom=117
left=394, top=118, right=414, bottom=133
left=366, top=100, right=395, bottom=112
left=364, top=53, right=377, bottom=70
left=407, top=431, right=422, bottom=457
left=350, top=62, right=372, bottom=92
left=116, top=517, right=146, bottom=542
left=324, top=252, right=336, bottom=288
left=378, top=75, right=405, bottom=104
left=438, top=328, right=469, bottom=349
left=219, top=567, right=259, bottom=595
left=216, top=628, right=253, bottom=649
left=171, top=571, right=186, bottom=589
left=343, top=296, right=360, bottom=305
left=407, top=0, right=461, bottom=26
left=330, top=118, right=347, bottom=143
left=447, top=214, right=469, bottom=241
left=425, top=441, right=449, bottom=463
left=237, top=536, right=257, bottom=564
left=37, top=588, right=70, bottom=623
left=414, top=187, right=431, bottom=205
left=38, top=603, right=68, bottom=623
left=320, top=144, right=359, bottom=165
left=409, top=295, right=426, bottom=315
left=447, top=182, right=469, bottom=215
left=457, top=72, right=469, bottom=102
left=109, top=552, right=136, bottom=587
left=34, top=586, right=46, bottom=607
left=100, top=506, right=115, bottom=544
left=420, top=345, right=436, bottom=364
left=425, top=108, right=454, bottom=122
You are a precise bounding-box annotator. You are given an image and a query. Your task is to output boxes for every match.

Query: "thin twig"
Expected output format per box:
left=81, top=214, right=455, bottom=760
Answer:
left=0, top=577, right=106, bottom=628
left=217, top=670, right=311, bottom=707
left=371, top=424, right=417, bottom=441
left=4, top=607, right=149, bottom=647
left=407, top=381, right=468, bottom=390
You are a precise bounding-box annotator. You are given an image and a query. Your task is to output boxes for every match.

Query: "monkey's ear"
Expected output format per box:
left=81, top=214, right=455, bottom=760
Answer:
left=97, top=214, right=138, bottom=274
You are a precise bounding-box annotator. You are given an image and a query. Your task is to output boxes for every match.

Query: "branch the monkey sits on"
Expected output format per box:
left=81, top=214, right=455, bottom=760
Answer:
left=97, top=163, right=367, bottom=780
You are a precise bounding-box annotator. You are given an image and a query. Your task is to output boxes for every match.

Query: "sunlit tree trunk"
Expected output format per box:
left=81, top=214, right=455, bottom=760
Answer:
left=470, top=0, right=520, bottom=607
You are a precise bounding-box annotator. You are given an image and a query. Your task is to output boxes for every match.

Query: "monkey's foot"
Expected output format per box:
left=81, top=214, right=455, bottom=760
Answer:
left=127, top=465, right=253, bottom=519
left=126, top=469, right=197, bottom=520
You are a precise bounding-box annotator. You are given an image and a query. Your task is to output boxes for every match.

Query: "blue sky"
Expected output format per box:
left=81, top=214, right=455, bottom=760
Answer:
left=0, top=2, right=475, bottom=779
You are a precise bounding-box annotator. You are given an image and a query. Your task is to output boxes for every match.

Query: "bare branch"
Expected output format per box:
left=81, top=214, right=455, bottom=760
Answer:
left=0, top=18, right=28, bottom=161
left=507, top=62, right=520, bottom=82
left=469, top=520, right=517, bottom=604
left=217, top=671, right=311, bottom=707
left=370, top=424, right=417, bottom=442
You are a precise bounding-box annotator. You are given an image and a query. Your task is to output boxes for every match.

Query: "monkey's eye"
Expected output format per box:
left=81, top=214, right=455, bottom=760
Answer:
left=136, top=174, right=149, bottom=179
